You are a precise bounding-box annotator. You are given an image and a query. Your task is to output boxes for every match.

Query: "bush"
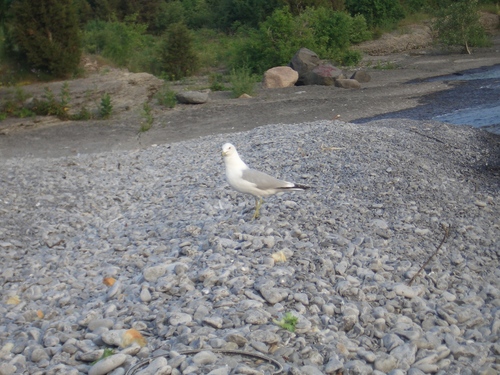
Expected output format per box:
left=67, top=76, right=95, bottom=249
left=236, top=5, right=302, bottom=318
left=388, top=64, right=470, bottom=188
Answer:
left=83, top=17, right=149, bottom=67
left=6, top=0, right=81, bottom=77
left=157, top=22, right=199, bottom=80
left=156, top=84, right=177, bottom=108
left=433, top=0, right=490, bottom=54
left=228, top=7, right=367, bottom=73
left=229, top=67, right=257, bottom=97
left=345, top=0, right=405, bottom=29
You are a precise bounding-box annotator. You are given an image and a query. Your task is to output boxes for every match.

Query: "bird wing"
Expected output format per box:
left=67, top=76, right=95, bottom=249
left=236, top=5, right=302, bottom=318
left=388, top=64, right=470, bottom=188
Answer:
left=241, top=168, right=292, bottom=191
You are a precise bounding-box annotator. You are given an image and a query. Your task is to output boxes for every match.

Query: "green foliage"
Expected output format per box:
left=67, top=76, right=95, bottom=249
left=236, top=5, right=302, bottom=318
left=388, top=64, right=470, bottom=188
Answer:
left=229, top=67, right=257, bottom=97
left=139, top=102, right=153, bottom=132
left=339, top=49, right=363, bottom=66
left=158, top=22, right=199, bottom=80
left=349, top=14, right=372, bottom=44
left=209, top=0, right=282, bottom=30
left=433, top=0, right=490, bottom=54
left=150, top=1, right=185, bottom=35
left=32, top=86, right=71, bottom=119
left=99, top=93, right=112, bottom=119
left=274, top=312, right=299, bottom=332
left=5, top=0, right=81, bottom=77
left=345, top=0, right=405, bottom=29
left=156, top=84, right=177, bottom=108
left=92, top=348, right=115, bottom=365
left=181, top=0, right=215, bottom=29
left=0, top=86, right=34, bottom=120
left=209, top=73, right=228, bottom=91
left=228, top=6, right=367, bottom=73
left=83, top=17, right=149, bottom=67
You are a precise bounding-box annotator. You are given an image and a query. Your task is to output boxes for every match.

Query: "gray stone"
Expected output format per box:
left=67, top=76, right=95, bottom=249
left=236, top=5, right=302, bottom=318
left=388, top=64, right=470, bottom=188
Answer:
left=192, top=351, right=217, bottom=365
left=351, top=71, right=371, bottom=83
left=263, top=66, right=299, bottom=89
left=176, top=90, right=209, bottom=104
left=88, top=354, right=127, bottom=375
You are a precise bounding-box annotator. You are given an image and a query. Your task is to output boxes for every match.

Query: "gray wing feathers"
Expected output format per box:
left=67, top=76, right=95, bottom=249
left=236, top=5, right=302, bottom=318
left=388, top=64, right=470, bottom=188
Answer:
left=242, top=168, right=309, bottom=191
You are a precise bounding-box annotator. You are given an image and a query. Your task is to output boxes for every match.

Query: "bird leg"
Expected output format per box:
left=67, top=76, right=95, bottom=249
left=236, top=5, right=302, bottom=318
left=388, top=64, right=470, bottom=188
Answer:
left=252, top=197, right=264, bottom=220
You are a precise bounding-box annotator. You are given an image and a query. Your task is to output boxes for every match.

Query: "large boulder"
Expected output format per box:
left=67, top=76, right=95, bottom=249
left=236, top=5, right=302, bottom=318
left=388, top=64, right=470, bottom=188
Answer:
left=176, top=90, right=210, bottom=104
left=262, top=66, right=299, bottom=88
left=289, top=48, right=321, bottom=85
left=350, top=71, right=371, bottom=83
left=334, top=79, right=361, bottom=89
left=303, top=63, right=343, bottom=86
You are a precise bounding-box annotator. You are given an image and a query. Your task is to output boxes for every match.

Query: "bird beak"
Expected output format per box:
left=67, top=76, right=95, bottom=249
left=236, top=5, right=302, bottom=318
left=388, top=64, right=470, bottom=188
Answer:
left=221, top=151, right=227, bottom=157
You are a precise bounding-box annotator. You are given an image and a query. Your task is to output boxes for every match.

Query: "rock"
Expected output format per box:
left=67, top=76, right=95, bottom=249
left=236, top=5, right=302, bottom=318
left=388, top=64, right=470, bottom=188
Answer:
left=207, top=368, right=229, bottom=375
left=30, top=348, right=49, bottom=363
left=169, top=312, right=192, bottom=326
left=176, top=90, right=209, bottom=104
left=262, top=67, right=299, bottom=88
left=351, top=71, right=371, bottom=83
left=343, top=359, right=373, bottom=375
left=102, top=330, right=126, bottom=347
left=289, top=48, right=321, bottom=84
left=303, top=63, right=343, bottom=86
left=301, top=365, right=324, bottom=375
left=88, top=318, right=115, bottom=331
left=393, top=283, right=421, bottom=298
left=192, top=350, right=217, bottom=365
left=140, top=287, right=152, bottom=302
left=88, top=354, right=127, bottom=375
left=334, top=78, right=361, bottom=89
left=374, top=353, right=398, bottom=372
left=324, top=357, right=343, bottom=373
left=134, top=357, right=170, bottom=375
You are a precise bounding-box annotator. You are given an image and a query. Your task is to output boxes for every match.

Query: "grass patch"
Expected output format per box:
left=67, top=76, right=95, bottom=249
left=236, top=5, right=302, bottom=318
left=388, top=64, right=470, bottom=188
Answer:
left=229, top=67, right=257, bottom=98
left=139, top=102, right=154, bottom=132
left=274, top=312, right=299, bottom=332
left=99, top=93, right=113, bottom=119
left=156, top=84, right=177, bottom=108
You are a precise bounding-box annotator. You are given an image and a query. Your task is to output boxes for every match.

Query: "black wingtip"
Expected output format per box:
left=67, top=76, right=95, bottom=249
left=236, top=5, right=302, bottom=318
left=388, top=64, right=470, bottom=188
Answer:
left=294, top=183, right=311, bottom=190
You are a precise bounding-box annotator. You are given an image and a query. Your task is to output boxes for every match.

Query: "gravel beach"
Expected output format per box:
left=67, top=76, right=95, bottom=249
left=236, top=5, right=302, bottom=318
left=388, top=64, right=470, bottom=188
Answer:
left=1, top=118, right=499, bottom=375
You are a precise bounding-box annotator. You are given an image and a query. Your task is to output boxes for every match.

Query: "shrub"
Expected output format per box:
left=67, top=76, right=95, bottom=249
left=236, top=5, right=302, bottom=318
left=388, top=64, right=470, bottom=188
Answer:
left=433, top=0, right=490, bottom=54
left=349, top=14, right=372, bottom=44
left=157, top=22, right=199, bottom=80
left=139, top=102, right=154, bottom=132
left=228, top=7, right=367, bottom=73
left=99, top=93, right=112, bottom=119
left=156, top=84, right=177, bottom=108
left=344, top=0, right=405, bottom=29
left=229, top=67, right=257, bottom=97
left=83, top=17, right=149, bottom=67
left=6, top=0, right=81, bottom=77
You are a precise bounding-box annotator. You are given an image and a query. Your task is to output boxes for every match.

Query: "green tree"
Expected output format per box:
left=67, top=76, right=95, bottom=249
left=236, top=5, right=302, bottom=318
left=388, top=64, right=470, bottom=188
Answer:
left=344, top=0, right=404, bottom=29
left=208, top=0, right=282, bottom=30
left=433, top=0, right=490, bottom=54
left=6, top=0, right=81, bottom=77
left=158, top=22, right=199, bottom=79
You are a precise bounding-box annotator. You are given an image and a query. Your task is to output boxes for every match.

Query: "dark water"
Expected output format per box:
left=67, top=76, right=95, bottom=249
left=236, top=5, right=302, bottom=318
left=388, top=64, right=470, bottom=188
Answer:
left=354, top=64, right=500, bottom=134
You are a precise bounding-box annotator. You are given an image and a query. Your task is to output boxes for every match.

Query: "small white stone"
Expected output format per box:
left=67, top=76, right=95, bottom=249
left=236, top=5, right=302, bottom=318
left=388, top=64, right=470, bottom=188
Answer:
left=88, top=354, right=127, bottom=375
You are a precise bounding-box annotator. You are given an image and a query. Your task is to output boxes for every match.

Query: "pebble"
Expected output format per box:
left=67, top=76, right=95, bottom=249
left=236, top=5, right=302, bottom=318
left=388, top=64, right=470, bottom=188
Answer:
left=1, top=120, right=498, bottom=375
left=88, top=354, right=127, bottom=375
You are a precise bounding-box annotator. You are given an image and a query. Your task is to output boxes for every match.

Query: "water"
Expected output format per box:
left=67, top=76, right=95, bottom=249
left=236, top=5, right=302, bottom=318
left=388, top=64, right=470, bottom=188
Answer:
left=428, top=65, right=500, bottom=132
left=355, top=64, right=500, bottom=134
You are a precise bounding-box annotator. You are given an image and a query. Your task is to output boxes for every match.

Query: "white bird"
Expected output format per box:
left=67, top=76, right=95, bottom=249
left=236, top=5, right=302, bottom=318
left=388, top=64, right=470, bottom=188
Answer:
left=221, top=143, right=309, bottom=219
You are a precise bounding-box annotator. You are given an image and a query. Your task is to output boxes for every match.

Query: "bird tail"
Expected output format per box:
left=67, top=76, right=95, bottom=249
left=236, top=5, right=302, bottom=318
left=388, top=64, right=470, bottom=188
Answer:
left=281, top=183, right=310, bottom=191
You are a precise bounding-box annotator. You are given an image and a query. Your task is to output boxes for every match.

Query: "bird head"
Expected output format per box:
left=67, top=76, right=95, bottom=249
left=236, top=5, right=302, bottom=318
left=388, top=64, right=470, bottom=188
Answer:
left=221, top=143, right=236, bottom=157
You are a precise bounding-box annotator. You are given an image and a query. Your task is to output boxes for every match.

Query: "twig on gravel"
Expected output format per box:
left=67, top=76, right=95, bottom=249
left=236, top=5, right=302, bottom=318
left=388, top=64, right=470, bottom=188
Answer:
left=408, top=224, right=451, bottom=286
left=409, top=128, right=446, bottom=144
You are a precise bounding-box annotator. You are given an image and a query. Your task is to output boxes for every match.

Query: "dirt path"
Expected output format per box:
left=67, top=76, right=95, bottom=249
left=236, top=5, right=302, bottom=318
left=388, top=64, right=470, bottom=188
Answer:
left=1, top=33, right=499, bottom=159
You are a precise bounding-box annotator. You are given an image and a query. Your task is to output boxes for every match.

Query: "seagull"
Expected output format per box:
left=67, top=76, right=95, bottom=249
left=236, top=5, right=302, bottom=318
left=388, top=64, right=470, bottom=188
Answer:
left=221, top=143, right=310, bottom=219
